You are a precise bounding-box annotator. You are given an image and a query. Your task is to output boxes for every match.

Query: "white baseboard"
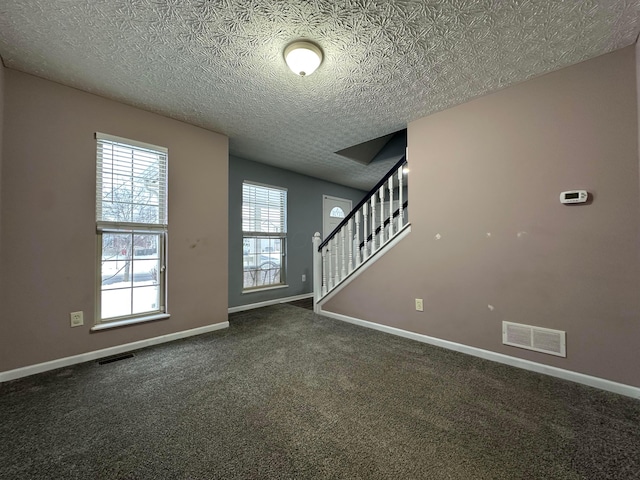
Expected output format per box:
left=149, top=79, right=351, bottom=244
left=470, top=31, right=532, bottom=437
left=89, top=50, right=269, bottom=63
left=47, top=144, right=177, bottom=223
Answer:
left=0, top=321, right=229, bottom=383
left=319, top=309, right=640, bottom=400
left=228, top=293, right=313, bottom=314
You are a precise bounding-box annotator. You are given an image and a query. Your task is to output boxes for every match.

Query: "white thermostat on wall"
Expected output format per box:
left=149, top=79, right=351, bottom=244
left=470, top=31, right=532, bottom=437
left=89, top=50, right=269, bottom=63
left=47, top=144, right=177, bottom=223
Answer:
left=560, top=190, right=588, bottom=204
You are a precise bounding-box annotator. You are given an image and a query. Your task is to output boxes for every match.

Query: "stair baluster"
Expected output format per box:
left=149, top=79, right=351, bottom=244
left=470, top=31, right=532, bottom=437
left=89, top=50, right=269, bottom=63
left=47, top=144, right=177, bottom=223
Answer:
left=340, top=227, right=347, bottom=279
left=348, top=218, right=354, bottom=273
left=398, top=163, right=404, bottom=229
left=331, top=235, right=340, bottom=288
left=354, top=210, right=361, bottom=267
left=313, top=156, right=408, bottom=304
left=371, top=195, right=377, bottom=252
left=321, top=245, right=328, bottom=296
left=363, top=202, right=369, bottom=261
left=388, top=176, right=395, bottom=237
left=379, top=185, right=385, bottom=245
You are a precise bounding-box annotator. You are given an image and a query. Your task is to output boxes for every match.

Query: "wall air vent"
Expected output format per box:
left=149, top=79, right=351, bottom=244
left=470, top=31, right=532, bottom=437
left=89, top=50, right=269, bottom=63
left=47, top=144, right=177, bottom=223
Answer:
left=502, top=321, right=566, bottom=357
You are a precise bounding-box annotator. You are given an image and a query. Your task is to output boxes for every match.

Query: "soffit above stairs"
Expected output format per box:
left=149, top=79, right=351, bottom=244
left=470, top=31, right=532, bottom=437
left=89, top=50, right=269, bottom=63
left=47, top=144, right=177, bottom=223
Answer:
left=336, top=133, right=396, bottom=166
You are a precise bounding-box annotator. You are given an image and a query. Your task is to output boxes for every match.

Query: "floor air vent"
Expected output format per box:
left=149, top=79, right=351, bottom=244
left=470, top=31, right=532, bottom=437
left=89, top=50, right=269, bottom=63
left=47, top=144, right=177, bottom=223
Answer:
left=97, top=353, right=135, bottom=365
left=502, top=322, right=566, bottom=357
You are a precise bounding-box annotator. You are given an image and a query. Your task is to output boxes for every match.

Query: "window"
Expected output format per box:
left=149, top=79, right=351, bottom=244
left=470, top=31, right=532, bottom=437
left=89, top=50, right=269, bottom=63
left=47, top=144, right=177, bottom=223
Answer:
left=95, top=133, right=168, bottom=325
left=329, top=206, right=345, bottom=218
left=242, top=182, right=287, bottom=290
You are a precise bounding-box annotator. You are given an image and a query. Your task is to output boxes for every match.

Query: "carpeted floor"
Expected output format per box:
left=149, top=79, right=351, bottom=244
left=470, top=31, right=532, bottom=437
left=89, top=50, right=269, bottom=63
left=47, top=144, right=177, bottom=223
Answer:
left=1, top=304, right=639, bottom=479
left=284, top=296, right=314, bottom=310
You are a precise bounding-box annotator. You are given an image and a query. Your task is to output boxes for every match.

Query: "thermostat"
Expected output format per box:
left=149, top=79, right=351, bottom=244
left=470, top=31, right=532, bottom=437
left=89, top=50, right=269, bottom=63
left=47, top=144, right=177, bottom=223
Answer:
left=560, top=190, right=588, bottom=204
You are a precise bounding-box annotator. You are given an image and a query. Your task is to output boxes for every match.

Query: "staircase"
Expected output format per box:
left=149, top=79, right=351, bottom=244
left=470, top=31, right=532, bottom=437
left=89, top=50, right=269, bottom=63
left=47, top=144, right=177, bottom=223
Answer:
left=312, top=156, right=410, bottom=311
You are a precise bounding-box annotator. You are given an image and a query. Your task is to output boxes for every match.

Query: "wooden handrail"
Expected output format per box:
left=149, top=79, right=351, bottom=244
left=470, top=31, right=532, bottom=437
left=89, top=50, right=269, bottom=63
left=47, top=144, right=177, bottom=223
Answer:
left=318, top=155, right=407, bottom=250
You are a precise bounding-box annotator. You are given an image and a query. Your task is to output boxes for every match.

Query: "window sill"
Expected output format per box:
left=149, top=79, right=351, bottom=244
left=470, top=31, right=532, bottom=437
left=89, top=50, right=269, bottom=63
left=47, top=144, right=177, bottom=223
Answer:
left=91, top=313, right=171, bottom=332
left=242, top=284, right=289, bottom=294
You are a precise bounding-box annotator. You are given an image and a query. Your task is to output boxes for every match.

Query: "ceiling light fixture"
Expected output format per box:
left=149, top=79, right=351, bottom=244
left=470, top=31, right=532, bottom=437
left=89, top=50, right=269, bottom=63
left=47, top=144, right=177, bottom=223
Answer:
left=284, top=41, right=323, bottom=77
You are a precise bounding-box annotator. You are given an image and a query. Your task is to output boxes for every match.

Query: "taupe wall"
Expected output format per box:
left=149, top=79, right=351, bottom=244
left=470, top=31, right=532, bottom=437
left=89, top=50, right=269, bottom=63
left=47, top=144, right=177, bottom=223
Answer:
left=0, top=60, right=5, bottom=277
left=324, top=46, right=640, bottom=387
left=0, top=70, right=229, bottom=372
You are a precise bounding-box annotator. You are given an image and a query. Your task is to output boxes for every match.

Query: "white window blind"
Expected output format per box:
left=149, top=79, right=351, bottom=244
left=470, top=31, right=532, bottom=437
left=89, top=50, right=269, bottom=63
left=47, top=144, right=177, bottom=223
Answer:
left=96, top=132, right=168, bottom=228
left=242, top=182, right=287, bottom=235
left=95, top=133, right=169, bottom=325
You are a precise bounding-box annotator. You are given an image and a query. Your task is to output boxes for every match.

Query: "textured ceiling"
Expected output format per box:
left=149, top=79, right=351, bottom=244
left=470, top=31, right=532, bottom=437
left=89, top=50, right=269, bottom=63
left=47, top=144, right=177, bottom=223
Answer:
left=0, top=1, right=639, bottom=190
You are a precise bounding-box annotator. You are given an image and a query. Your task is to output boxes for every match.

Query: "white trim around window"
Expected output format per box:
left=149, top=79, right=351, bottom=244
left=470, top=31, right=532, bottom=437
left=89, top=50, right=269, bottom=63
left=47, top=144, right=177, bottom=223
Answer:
left=242, top=181, right=287, bottom=291
left=95, top=133, right=169, bottom=327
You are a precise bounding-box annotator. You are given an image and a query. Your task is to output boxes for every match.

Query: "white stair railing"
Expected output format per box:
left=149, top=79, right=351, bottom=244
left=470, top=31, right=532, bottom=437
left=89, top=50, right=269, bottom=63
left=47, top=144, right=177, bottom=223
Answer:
left=313, top=157, right=408, bottom=309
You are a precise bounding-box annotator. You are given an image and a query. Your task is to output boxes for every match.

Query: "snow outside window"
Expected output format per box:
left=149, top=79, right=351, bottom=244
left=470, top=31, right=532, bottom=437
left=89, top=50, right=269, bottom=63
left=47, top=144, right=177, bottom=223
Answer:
left=95, top=133, right=168, bottom=324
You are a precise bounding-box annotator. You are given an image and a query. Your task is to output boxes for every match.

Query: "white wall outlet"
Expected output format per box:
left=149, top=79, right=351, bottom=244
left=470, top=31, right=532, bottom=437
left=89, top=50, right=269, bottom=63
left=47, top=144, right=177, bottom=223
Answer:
left=415, top=299, right=424, bottom=312
left=70, top=311, right=84, bottom=327
left=302, top=274, right=306, bottom=282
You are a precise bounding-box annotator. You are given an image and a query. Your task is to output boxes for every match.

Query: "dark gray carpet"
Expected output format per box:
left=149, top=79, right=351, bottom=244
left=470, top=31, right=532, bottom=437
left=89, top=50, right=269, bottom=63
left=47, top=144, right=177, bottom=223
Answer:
left=1, top=305, right=639, bottom=479
left=284, top=297, right=313, bottom=311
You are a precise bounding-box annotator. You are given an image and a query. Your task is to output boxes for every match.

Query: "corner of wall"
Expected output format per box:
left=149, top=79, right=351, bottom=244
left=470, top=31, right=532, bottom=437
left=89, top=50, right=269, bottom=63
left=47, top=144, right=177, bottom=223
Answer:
left=0, top=58, right=5, bottom=296
left=636, top=38, right=640, bottom=263
left=636, top=36, right=640, bottom=163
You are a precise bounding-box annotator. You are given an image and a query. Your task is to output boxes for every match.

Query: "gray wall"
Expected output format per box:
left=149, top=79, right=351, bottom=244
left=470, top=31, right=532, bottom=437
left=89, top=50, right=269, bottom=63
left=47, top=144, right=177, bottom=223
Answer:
left=374, top=130, right=408, bottom=204
left=229, top=155, right=365, bottom=308
left=324, top=46, right=640, bottom=387
left=372, top=129, right=406, bottom=165
left=0, top=70, right=229, bottom=372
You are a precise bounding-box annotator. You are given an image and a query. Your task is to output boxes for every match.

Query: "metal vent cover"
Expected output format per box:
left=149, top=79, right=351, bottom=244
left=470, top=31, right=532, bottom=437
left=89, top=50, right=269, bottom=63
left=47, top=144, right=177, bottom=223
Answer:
left=97, top=353, right=135, bottom=365
left=502, top=321, right=566, bottom=357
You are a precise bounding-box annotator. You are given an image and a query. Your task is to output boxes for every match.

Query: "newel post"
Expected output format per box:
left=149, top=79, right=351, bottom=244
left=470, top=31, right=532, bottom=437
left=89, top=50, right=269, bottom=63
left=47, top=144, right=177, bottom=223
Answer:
left=312, top=232, right=322, bottom=313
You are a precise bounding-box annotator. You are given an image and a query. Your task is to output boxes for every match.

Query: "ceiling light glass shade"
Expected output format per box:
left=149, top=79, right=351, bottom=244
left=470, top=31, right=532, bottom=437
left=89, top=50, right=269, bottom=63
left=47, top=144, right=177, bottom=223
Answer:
left=284, top=41, right=323, bottom=76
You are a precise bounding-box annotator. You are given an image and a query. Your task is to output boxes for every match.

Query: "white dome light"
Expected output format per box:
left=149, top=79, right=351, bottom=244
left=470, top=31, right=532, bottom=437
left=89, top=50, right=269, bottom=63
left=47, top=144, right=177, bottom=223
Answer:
left=284, top=41, right=323, bottom=77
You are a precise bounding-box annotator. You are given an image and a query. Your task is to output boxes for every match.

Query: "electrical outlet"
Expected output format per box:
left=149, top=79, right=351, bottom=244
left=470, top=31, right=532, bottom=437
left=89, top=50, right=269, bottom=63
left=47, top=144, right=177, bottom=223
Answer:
left=70, top=311, right=84, bottom=327
left=415, top=299, right=424, bottom=312
left=302, top=274, right=306, bottom=282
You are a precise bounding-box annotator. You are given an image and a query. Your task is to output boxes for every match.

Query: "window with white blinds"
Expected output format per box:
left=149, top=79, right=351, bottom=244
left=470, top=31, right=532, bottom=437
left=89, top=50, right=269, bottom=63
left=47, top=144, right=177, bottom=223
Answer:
left=242, top=182, right=287, bottom=235
left=95, top=133, right=169, bottom=326
left=242, top=182, right=287, bottom=290
left=96, top=133, right=167, bottom=228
